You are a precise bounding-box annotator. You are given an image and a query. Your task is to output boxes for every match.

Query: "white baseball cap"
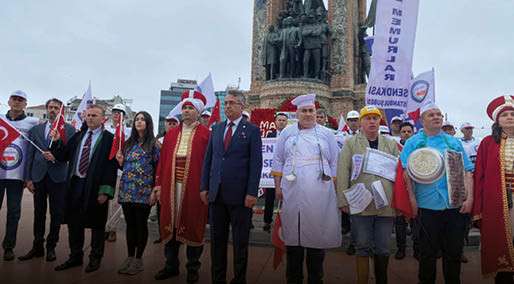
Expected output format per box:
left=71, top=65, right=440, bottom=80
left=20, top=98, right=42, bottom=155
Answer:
left=442, top=121, right=454, bottom=128
left=112, top=104, right=127, bottom=114
left=165, top=114, right=179, bottom=122
left=10, top=90, right=27, bottom=100
left=390, top=116, right=402, bottom=123
left=420, top=102, right=440, bottom=116
left=460, top=122, right=474, bottom=130
left=379, top=125, right=390, bottom=134
left=346, top=110, right=360, bottom=120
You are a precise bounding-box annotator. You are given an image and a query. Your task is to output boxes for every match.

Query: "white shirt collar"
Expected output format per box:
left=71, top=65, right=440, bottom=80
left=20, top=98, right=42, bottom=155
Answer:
left=88, top=126, right=103, bottom=135
left=228, top=115, right=243, bottom=127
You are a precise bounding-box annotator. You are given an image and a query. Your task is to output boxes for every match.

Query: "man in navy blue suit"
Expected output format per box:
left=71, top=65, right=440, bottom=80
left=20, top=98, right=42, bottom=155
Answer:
left=200, top=91, right=262, bottom=284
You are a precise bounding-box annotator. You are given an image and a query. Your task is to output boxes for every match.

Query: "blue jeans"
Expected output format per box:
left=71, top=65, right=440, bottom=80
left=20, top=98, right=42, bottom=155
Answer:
left=0, top=180, right=24, bottom=250
left=350, top=215, right=394, bottom=257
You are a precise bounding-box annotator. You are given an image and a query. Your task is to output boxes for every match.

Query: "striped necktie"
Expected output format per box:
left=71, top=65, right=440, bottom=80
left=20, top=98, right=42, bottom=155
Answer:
left=78, top=131, right=93, bottom=176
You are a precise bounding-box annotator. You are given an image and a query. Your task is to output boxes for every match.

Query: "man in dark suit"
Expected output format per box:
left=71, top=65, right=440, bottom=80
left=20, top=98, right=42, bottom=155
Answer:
left=47, top=104, right=118, bottom=273
left=262, top=112, right=288, bottom=232
left=200, top=92, right=263, bottom=284
left=19, top=98, right=76, bottom=262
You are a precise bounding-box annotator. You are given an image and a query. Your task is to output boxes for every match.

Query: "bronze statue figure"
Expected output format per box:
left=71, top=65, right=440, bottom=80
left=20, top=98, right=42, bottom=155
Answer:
left=286, top=0, right=304, bottom=17
left=358, top=27, right=371, bottom=83
left=262, top=25, right=282, bottom=80
left=304, top=0, right=326, bottom=17
left=261, top=0, right=332, bottom=82
left=279, top=17, right=302, bottom=79
left=301, top=15, right=322, bottom=79
left=319, top=17, right=331, bottom=81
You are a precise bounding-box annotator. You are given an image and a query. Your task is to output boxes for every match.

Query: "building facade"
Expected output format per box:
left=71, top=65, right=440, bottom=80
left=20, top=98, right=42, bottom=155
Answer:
left=26, top=95, right=135, bottom=127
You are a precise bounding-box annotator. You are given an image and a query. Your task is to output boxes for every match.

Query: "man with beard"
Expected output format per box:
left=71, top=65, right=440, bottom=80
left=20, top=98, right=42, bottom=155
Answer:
left=19, top=98, right=75, bottom=262
left=153, top=90, right=210, bottom=283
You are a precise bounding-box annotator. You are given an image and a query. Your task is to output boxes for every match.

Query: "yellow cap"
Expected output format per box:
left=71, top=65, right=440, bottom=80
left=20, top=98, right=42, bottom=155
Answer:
left=359, top=106, right=382, bottom=119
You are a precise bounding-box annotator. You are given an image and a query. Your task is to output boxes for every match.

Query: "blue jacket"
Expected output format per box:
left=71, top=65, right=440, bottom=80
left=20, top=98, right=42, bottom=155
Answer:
left=201, top=118, right=263, bottom=205
left=25, top=122, right=76, bottom=183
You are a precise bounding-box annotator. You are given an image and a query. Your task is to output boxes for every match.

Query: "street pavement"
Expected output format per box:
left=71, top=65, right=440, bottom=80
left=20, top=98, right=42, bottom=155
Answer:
left=0, top=191, right=493, bottom=283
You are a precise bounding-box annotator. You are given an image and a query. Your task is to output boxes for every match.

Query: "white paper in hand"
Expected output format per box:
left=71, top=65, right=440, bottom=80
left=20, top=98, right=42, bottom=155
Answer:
left=351, top=154, right=364, bottom=181
left=344, top=183, right=373, bottom=215
left=370, top=180, right=389, bottom=210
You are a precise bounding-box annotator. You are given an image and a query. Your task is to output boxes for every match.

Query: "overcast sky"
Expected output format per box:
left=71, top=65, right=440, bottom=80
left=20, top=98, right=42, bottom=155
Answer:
left=1, top=0, right=513, bottom=133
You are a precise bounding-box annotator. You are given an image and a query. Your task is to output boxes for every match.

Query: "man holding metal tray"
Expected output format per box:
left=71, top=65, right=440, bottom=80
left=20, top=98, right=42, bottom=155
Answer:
left=400, top=103, right=474, bottom=284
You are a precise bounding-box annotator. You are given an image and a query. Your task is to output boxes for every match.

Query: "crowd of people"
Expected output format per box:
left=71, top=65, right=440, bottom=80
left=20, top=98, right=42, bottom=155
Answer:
left=0, top=89, right=513, bottom=284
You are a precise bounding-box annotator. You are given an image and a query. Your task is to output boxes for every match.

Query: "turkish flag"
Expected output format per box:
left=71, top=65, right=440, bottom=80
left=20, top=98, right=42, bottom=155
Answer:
left=51, top=104, right=67, bottom=144
left=0, top=117, right=21, bottom=158
left=208, top=99, right=221, bottom=127
left=109, top=114, right=125, bottom=160
left=392, top=162, right=414, bottom=219
left=272, top=213, right=286, bottom=270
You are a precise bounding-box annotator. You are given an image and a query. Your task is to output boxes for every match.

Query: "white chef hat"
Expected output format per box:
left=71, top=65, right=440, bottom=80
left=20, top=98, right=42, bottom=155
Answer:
left=291, top=93, right=316, bottom=109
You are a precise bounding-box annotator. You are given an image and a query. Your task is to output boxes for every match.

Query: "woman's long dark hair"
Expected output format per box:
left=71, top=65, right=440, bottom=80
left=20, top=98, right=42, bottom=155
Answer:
left=492, top=122, right=503, bottom=144
left=124, top=111, right=156, bottom=153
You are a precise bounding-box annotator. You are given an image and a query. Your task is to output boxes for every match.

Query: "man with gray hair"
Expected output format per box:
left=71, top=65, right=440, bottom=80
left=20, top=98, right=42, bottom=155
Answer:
left=201, top=91, right=262, bottom=284
left=0, top=90, right=38, bottom=261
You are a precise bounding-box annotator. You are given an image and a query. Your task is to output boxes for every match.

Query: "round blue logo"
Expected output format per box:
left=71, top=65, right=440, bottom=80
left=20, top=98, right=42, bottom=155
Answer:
left=0, top=144, right=23, bottom=171
left=410, top=80, right=430, bottom=103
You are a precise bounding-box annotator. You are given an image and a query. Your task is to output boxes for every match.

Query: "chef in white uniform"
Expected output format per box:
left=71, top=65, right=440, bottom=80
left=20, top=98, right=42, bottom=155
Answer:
left=271, top=93, right=341, bottom=284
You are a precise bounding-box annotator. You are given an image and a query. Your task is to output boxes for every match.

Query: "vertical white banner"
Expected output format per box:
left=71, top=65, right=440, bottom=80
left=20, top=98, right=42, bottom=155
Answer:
left=365, top=0, right=420, bottom=110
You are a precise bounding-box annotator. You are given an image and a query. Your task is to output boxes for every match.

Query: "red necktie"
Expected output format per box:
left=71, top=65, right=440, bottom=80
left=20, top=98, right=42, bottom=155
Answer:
left=78, top=131, right=93, bottom=176
left=224, top=122, right=234, bottom=151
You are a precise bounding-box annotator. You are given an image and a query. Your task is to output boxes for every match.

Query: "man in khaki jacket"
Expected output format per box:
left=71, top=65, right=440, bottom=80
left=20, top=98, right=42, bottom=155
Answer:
left=336, top=106, right=400, bottom=284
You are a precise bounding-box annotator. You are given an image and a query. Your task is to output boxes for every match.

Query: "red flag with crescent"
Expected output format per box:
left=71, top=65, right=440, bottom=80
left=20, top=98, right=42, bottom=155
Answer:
left=109, top=113, right=125, bottom=160
left=0, top=117, right=21, bottom=158
left=208, top=99, right=221, bottom=127
left=392, top=161, right=414, bottom=219
left=51, top=104, right=67, bottom=144
left=272, top=213, right=286, bottom=270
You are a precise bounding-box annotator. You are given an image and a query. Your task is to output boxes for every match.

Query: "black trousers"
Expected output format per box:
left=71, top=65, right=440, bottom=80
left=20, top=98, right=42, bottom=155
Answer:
left=0, top=179, right=24, bottom=250
left=122, top=203, right=151, bottom=258
left=286, top=246, right=325, bottom=284
left=495, top=272, right=514, bottom=284
left=209, top=201, right=253, bottom=284
left=341, top=212, right=351, bottom=234
left=67, top=177, right=105, bottom=261
left=164, top=231, right=204, bottom=273
left=263, top=188, right=275, bottom=225
left=33, top=175, right=66, bottom=250
left=417, top=208, right=468, bottom=284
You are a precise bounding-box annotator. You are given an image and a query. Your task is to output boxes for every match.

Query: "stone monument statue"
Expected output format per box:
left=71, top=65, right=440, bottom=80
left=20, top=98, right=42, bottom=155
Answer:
left=286, top=0, right=304, bottom=17
left=262, top=25, right=281, bottom=80
left=301, top=14, right=323, bottom=79
left=279, top=16, right=302, bottom=79
left=250, top=0, right=369, bottom=118
left=358, top=27, right=371, bottom=83
left=319, top=15, right=331, bottom=81
left=263, top=0, right=331, bottom=81
left=304, top=0, right=326, bottom=17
